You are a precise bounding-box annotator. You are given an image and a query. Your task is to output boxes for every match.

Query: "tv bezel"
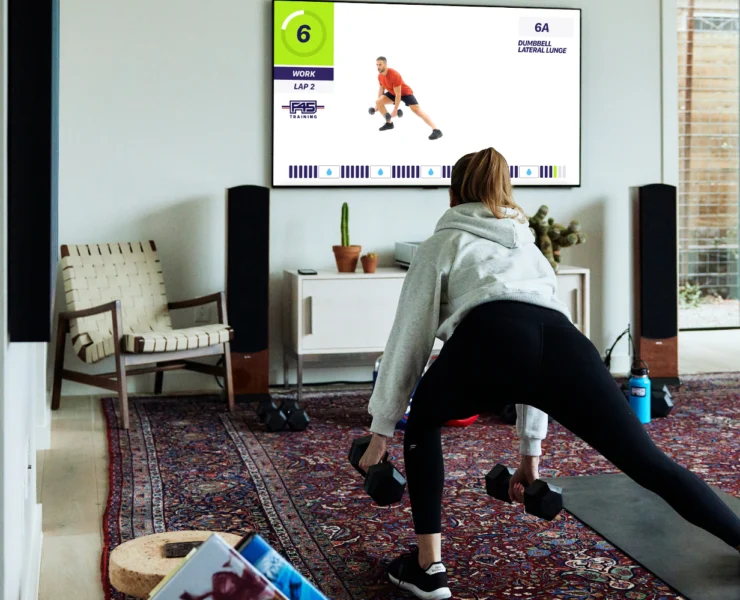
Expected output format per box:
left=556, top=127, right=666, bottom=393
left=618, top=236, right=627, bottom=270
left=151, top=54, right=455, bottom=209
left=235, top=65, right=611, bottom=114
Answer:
left=271, top=0, right=583, bottom=189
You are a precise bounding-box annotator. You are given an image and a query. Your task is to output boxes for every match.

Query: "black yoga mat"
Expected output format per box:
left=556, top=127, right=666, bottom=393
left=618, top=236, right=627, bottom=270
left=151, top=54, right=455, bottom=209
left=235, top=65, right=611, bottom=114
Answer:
left=546, top=474, right=740, bottom=600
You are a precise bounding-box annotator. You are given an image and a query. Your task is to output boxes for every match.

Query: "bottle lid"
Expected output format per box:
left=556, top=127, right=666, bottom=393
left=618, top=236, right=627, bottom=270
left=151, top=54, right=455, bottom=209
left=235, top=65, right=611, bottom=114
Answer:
left=631, top=359, right=649, bottom=377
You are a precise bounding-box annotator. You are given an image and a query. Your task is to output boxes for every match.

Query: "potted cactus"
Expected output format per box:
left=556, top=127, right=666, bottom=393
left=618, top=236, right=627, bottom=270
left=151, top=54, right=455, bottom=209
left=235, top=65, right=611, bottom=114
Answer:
left=332, top=202, right=362, bottom=272
left=361, top=252, right=378, bottom=273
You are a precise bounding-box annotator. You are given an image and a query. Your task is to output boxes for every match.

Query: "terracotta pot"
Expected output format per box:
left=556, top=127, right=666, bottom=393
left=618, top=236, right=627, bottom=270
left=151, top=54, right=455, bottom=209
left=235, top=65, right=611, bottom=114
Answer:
left=361, top=255, right=378, bottom=274
left=332, top=245, right=362, bottom=272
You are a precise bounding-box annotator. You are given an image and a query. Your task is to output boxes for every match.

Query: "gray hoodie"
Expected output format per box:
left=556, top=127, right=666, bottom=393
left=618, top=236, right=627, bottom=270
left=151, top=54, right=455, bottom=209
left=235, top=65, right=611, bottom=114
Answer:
left=368, top=202, right=572, bottom=455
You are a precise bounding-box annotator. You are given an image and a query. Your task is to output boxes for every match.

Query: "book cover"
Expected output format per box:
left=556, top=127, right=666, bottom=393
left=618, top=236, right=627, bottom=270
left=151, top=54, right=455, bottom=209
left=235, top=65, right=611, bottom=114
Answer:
left=146, top=545, right=197, bottom=599
left=149, top=533, right=287, bottom=600
left=236, top=533, right=329, bottom=600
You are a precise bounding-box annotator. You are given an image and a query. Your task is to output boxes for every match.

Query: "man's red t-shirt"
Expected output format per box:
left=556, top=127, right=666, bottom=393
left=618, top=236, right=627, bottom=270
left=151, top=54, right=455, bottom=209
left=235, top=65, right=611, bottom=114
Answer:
left=378, top=68, right=413, bottom=97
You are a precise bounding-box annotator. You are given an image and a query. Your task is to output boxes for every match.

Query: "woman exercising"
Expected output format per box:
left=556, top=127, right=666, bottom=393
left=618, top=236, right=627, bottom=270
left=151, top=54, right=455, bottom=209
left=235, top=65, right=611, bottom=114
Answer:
left=358, top=147, right=740, bottom=600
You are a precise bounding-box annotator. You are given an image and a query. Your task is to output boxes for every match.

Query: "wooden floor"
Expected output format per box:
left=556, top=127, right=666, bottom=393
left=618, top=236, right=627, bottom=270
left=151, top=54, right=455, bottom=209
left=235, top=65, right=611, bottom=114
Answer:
left=38, top=396, right=109, bottom=600
left=37, top=330, right=739, bottom=599
left=678, top=329, right=740, bottom=375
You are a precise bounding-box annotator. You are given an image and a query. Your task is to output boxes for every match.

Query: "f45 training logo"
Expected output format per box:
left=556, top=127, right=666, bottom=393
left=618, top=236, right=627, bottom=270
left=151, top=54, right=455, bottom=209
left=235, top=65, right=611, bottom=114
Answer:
left=282, top=100, right=325, bottom=119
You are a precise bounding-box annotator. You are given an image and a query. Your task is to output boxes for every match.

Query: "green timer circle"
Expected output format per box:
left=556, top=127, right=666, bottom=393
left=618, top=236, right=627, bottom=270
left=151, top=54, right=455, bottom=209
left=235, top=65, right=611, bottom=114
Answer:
left=281, top=10, right=327, bottom=58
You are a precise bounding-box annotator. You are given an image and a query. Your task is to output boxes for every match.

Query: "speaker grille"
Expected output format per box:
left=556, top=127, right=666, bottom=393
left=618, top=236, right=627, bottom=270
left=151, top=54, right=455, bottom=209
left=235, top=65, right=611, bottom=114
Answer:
left=226, top=185, right=269, bottom=353
left=638, top=184, right=678, bottom=340
left=8, top=0, right=59, bottom=342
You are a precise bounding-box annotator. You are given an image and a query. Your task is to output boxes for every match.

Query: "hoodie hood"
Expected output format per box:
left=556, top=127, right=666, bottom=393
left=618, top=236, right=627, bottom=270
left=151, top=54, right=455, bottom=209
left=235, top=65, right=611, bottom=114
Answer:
left=434, top=202, right=534, bottom=249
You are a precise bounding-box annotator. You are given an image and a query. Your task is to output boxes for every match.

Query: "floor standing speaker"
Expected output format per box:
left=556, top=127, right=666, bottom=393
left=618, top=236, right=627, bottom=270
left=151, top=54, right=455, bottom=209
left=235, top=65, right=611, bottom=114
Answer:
left=226, top=185, right=270, bottom=398
left=7, top=0, right=59, bottom=342
left=631, top=184, right=681, bottom=385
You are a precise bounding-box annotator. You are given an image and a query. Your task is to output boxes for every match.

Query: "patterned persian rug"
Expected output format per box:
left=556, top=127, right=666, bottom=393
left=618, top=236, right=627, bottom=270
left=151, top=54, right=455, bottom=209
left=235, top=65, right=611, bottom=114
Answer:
left=101, top=374, right=740, bottom=599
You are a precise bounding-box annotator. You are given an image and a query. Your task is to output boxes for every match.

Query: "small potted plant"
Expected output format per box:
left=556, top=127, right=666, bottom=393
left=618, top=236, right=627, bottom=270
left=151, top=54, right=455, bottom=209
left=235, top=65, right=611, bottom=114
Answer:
left=332, top=202, right=361, bottom=272
left=361, top=252, right=378, bottom=273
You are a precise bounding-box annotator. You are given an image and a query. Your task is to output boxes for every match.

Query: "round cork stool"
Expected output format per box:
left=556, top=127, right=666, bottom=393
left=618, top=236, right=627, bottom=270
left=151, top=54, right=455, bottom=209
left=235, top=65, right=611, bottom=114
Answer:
left=109, top=530, right=242, bottom=599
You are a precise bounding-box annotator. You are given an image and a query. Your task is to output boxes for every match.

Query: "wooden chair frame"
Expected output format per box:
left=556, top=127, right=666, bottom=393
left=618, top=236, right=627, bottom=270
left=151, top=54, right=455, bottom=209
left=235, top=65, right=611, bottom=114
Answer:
left=51, top=292, right=234, bottom=429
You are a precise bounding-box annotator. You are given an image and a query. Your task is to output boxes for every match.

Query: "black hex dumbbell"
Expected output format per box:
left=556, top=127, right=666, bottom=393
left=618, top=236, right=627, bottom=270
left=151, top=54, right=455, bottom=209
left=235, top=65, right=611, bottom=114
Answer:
left=256, top=399, right=287, bottom=432
left=485, top=464, right=563, bottom=521
left=499, top=404, right=517, bottom=425
left=348, top=435, right=406, bottom=506
left=279, top=398, right=310, bottom=431
left=651, top=386, right=674, bottom=418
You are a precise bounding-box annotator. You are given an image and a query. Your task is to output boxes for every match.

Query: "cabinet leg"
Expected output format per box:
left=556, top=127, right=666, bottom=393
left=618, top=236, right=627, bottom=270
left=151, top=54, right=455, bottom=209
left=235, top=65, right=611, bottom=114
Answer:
left=297, top=355, right=304, bottom=404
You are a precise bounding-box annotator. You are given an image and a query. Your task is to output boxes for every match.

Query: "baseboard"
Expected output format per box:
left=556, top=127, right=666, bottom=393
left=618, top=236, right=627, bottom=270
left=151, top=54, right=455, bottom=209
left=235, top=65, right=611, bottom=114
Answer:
left=36, top=418, right=51, bottom=451
left=22, top=503, right=43, bottom=600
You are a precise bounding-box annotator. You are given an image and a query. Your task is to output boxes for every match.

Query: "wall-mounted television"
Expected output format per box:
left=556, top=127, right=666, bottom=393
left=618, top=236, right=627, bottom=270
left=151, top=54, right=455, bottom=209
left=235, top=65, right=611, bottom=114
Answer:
left=272, top=1, right=581, bottom=188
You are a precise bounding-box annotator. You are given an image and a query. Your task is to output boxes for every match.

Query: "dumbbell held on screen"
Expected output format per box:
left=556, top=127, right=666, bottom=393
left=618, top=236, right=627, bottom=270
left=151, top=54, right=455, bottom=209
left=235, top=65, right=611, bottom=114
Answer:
left=348, top=435, right=406, bottom=506
left=485, top=464, right=563, bottom=521
left=368, top=107, right=403, bottom=120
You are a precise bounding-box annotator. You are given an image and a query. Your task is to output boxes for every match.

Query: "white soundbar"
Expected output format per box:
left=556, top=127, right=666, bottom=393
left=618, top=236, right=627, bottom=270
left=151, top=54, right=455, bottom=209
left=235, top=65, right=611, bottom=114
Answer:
left=394, top=241, right=423, bottom=268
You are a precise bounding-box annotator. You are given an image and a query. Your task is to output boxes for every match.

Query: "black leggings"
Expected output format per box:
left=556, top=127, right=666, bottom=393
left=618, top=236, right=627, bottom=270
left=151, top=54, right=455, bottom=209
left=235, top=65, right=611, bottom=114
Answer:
left=404, top=301, right=740, bottom=549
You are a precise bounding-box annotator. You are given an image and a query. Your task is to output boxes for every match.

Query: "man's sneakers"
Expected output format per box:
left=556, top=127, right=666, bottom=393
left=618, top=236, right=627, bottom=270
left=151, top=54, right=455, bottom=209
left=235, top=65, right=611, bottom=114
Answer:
left=387, top=547, right=451, bottom=600
left=377, top=122, right=443, bottom=140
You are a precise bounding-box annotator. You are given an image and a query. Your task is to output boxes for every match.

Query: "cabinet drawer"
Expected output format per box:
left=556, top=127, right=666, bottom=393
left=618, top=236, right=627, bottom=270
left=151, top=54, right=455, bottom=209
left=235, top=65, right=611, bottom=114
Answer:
left=300, top=278, right=404, bottom=351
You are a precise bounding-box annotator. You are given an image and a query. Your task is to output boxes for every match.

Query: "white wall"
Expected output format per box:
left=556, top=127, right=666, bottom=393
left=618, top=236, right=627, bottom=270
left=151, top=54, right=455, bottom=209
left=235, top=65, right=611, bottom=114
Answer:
left=662, top=0, right=679, bottom=188
left=1, top=345, right=44, bottom=600
left=0, top=1, right=45, bottom=598
left=59, top=0, right=669, bottom=395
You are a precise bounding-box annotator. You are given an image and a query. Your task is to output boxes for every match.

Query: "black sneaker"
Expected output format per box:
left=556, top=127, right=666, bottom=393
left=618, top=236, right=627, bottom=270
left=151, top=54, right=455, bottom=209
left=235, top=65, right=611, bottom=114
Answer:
left=387, top=547, right=451, bottom=599
left=429, top=129, right=443, bottom=140
left=379, top=122, right=395, bottom=131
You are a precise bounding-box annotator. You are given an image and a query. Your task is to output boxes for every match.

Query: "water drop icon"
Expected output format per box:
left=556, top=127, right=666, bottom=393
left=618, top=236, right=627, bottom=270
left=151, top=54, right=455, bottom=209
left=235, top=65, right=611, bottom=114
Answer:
left=378, top=168, right=384, bottom=176
left=428, top=168, right=434, bottom=175
left=327, top=168, right=332, bottom=176
left=526, top=168, right=532, bottom=176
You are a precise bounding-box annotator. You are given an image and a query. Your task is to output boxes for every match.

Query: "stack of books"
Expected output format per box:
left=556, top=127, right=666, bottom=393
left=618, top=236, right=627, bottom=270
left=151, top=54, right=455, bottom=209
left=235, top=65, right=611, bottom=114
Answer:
left=148, top=531, right=329, bottom=600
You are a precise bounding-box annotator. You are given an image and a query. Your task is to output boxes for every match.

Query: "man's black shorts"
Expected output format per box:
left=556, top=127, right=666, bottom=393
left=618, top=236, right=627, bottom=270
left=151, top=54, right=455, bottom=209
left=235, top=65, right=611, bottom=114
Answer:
left=384, top=91, right=418, bottom=106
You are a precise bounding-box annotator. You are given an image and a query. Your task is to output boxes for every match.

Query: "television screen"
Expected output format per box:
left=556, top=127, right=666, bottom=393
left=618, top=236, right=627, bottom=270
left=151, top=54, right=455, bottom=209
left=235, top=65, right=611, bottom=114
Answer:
left=272, top=1, right=581, bottom=187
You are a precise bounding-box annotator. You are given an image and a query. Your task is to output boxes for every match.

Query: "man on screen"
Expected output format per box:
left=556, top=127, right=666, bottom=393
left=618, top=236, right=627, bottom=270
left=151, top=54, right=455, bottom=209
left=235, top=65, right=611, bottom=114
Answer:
left=374, top=56, right=443, bottom=140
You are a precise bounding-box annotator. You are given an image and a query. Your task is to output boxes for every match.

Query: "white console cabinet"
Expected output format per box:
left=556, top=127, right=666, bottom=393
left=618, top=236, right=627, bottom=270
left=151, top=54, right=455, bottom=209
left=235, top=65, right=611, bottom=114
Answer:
left=282, top=266, right=589, bottom=400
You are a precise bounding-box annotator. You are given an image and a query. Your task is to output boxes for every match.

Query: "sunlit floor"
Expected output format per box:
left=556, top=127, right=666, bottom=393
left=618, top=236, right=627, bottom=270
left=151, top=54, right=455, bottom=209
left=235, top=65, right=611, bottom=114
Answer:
left=679, top=329, right=740, bottom=375
left=37, top=396, right=108, bottom=600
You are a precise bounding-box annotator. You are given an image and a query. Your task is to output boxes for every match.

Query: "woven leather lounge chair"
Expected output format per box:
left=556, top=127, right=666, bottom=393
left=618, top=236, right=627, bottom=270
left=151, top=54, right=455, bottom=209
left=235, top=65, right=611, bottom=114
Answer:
left=51, top=241, right=235, bottom=429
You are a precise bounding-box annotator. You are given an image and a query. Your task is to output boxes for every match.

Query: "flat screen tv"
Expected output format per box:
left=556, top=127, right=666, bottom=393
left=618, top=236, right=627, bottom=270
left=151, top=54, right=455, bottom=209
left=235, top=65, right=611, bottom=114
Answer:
left=272, top=1, right=581, bottom=188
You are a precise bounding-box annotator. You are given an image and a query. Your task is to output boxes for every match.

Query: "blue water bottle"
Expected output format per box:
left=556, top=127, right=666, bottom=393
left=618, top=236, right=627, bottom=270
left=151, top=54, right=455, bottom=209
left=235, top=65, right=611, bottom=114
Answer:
left=629, top=360, right=652, bottom=424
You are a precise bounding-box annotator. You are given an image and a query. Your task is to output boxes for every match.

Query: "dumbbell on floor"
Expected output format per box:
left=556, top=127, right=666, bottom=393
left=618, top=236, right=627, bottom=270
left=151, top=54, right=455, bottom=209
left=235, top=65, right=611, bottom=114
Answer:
left=368, top=107, right=403, bottom=120
left=256, top=399, right=287, bottom=432
left=280, top=398, right=310, bottom=431
left=348, top=435, right=406, bottom=506
left=485, top=464, right=563, bottom=521
left=256, top=398, right=310, bottom=432
left=499, top=404, right=517, bottom=425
